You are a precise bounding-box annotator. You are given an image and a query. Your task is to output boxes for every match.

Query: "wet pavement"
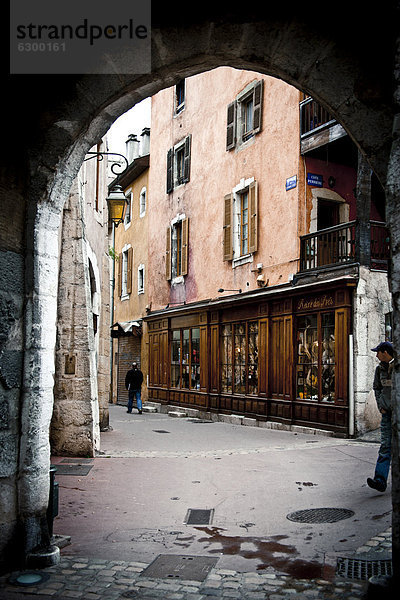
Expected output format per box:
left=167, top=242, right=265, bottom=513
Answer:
left=0, top=404, right=393, bottom=599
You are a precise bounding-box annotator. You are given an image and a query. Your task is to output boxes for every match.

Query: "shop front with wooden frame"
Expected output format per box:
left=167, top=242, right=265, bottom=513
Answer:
left=146, top=280, right=354, bottom=435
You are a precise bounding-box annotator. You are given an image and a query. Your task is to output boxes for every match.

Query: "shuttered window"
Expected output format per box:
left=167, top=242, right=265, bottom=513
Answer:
left=223, top=181, right=258, bottom=261
left=119, top=246, right=133, bottom=296
left=166, top=135, right=192, bottom=192
left=166, top=217, right=189, bottom=280
left=226, top=80, right=263, bottom=150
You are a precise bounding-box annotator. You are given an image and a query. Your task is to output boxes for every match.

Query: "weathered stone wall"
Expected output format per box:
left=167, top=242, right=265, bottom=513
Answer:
left=0, top=166, right=26, bottom=570
left=353, top=267, right=392, bottom=435
left=51, top=184, right=99, bottom=456
left=51, top=146, right=110, bottom=456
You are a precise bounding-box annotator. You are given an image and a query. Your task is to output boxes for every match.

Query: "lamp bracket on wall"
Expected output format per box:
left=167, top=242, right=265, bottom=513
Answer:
left=84, top=152, right=129, bottom=177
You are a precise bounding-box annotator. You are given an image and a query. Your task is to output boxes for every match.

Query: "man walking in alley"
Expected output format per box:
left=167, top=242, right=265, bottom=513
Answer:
left=367, top=341, right=395, bottom=492
left=125, top=362, right=144, bottom=414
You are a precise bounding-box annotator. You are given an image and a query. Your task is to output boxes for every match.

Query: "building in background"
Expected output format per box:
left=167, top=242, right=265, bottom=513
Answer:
left=51, top=139, right=111, bottom=456
left=110, top=128, right=150, bottom=407
left=144, top=67, right=391, bottom=436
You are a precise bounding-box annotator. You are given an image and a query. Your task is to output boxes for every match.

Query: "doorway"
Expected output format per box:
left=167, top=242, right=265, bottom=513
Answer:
left=317, top=199, right=339, bottom=230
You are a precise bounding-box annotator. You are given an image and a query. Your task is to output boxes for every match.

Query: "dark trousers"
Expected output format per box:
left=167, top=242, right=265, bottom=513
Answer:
left=127, top=389, right=142, bottom=412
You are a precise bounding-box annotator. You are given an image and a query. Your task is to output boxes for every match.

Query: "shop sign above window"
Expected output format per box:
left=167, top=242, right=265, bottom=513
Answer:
left=297, top=294, right=335, bottom=311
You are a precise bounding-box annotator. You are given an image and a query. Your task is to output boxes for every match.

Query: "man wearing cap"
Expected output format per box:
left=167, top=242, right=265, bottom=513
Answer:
left=367, top=341, right=395, bottom=492
left=125, top=362, right=144, bottom=414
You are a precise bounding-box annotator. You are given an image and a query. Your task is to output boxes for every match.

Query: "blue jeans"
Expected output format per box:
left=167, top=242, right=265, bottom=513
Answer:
left=128, top=389, right=142, bottom=412
left=374, top=411, right=392, bottom=484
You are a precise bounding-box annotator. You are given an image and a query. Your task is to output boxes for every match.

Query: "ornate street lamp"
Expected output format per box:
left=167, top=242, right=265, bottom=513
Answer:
left=106, top=185, right=128, bottom=227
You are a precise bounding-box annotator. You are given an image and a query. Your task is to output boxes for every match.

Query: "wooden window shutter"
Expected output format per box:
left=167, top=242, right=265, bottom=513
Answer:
left=181, top=217, right=189, bottom=276
left=126, top=247, right=133, bottom=294
left=166, top=227, right=172, bottom=280
left=183, top=135, right=191, bottom=183
left=223, top=193, right=233, bottom=261
left=249, top=181, right=258, bottom=253
left=253, top=80, right=263, bottom=134
left=226, top=101, right=237, bottom=150
left=166, top=148, right=173, bottom=193
left=117, top=253, right=122, bottom=296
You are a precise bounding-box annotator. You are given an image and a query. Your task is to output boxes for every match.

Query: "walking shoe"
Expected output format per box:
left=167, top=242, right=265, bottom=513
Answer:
left=127, top=410, right=132, bottom=413
left=138, top=410, right=142, bottom=414
left=367, top=477, right=386, bottom=492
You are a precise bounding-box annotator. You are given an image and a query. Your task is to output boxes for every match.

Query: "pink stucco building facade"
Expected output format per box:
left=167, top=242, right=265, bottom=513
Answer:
left=143, top=67, right=391, bottom=436
left=148, top=68, right=304, bottom=308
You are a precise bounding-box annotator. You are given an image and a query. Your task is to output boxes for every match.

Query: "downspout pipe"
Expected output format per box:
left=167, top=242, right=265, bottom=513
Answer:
left=348, top=334, right=354, bottom=437
left=109, top=223, right=115, bottom=403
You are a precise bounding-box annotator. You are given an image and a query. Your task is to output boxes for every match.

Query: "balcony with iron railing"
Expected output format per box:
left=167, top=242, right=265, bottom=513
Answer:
left=299, top=221, right=390, bottom=272
left=300, top=96, right=347, bottom=153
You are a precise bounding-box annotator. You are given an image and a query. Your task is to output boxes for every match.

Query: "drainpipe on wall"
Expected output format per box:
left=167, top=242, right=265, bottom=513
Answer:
left=348, top=334, right=354, bottom=437
left=109, top=223, right=115, bottom=403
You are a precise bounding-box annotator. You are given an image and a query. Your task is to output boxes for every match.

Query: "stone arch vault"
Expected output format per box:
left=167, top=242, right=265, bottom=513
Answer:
left=1, top=0, right=400, bottom=578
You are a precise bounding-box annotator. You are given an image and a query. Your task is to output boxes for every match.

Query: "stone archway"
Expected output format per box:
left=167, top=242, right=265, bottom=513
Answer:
left=2, top=2, right=399, bottom=577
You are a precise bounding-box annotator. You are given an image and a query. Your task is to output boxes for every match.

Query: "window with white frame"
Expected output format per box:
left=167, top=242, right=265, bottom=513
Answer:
left=175, top=79, right=185, bottom=114
left=124, top=190, right=132, bottom=227
left=138, top=264, right=145, bottom=294
left=223, top=179, right=258, bottom=265
left=139, top=186, right=146, bottom=217
left=166, top=216, right=189, bottom=281
left=226, top=80, right=264, bottom=151
left=118, top=246, right=133, bottom=297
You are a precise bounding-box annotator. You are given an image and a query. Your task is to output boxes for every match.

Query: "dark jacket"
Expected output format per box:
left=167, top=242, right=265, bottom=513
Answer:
left=373, top=360, right=394, bottom=412
left=125, top=367, right=144, bottom=390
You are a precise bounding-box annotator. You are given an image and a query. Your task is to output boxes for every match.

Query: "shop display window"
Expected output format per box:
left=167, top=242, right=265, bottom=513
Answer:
left=221, top=321, right=258, bottom=395
left=221, top=324, right=233, bottom=392
left=296, top=312, right=335, bottom=402
left=170, top=327, right=201, bottom=389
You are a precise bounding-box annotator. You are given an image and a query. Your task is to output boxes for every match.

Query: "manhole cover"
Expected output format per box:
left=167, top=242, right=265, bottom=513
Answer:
left=140, top=554, right=218, bottom=581
left=286, top=508, right=354, bottom=523
left=336, top=557, right=392, bottom=580
left=153, top=430, right=170, bottom=434
left=184, top=508, right=214, bottom=526
left=52, top=464, right=93, bottom=476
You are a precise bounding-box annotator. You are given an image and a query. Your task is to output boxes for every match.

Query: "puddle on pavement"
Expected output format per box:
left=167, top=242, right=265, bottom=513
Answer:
left=193, top=526, right=323, bottom=578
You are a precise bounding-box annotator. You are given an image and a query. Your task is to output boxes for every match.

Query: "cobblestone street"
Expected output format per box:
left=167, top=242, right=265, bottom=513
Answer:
left=0, top=405, right=393, bottom=599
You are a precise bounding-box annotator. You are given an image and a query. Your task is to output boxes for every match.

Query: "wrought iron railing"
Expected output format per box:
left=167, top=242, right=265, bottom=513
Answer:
left=300, top=97, right=336, bottom=137
left=299, top=221, right=390, bottom=272
left=370, top=220, right=391, bottom=269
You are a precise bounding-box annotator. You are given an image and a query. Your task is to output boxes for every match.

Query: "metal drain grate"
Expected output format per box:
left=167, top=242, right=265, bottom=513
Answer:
left=188, top=419, right=214, bottom=423
left=184, top=508, right=214, bottom=526
left=140, top=554, right=219, bottom=581
left=286, top=508, right=354, bottom=523
left=336, top=557, right=392, bottom=580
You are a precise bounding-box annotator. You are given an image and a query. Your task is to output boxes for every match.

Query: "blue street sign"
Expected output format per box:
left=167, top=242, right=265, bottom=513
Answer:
left=307, top=173, right=323, bottom=187
left=286, top=175, right=297, bottom=191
